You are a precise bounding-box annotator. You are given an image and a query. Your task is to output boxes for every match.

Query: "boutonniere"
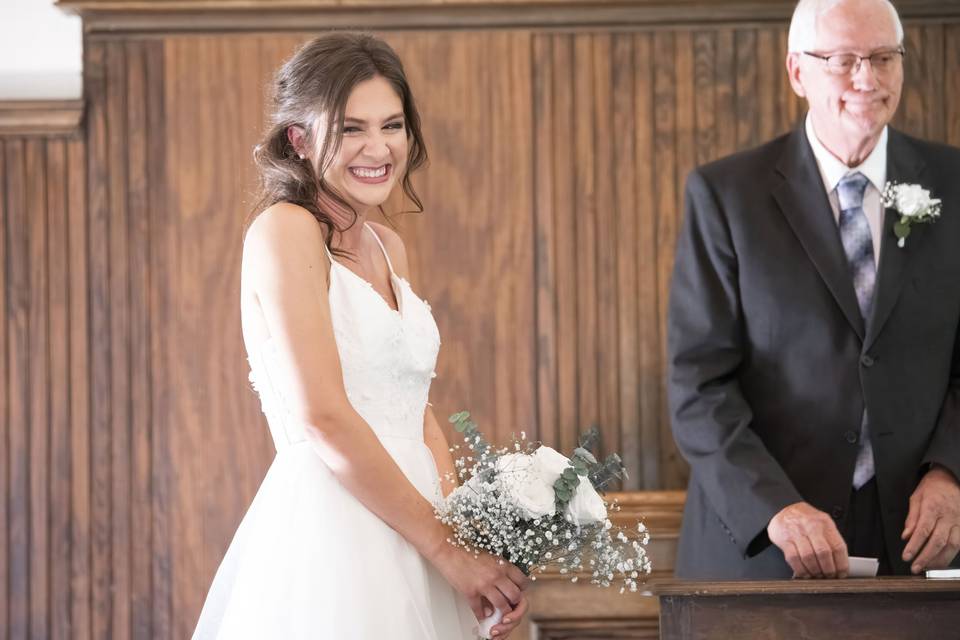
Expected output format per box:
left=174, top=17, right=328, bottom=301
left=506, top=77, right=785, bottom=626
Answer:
left=882, top=182, right=942, bottom=248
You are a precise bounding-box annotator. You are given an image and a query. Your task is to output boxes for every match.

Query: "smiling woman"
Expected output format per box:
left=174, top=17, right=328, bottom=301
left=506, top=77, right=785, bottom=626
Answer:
left=192, top=33, right=531, bottom=639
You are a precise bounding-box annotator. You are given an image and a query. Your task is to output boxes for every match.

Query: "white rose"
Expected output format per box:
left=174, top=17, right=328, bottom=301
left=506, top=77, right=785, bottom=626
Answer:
left=531, top=446, right=608, bottom=525
left=496, top=452, right=557, bottom=519
left=896, top=184, right=932, bottom=218
left=495, top=446, right=610, bottom=525
left=566, top=478, right=608, bottom=525
left=532, top=445, right=572, bottom=475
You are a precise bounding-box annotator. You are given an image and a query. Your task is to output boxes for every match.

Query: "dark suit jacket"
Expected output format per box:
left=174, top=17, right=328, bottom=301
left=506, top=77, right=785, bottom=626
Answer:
left=668, top=123, right=960, bottom=578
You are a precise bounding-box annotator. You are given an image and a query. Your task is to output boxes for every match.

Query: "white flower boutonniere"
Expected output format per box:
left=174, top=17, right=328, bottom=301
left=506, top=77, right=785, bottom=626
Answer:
left=882, top=182, right=942, bottom=248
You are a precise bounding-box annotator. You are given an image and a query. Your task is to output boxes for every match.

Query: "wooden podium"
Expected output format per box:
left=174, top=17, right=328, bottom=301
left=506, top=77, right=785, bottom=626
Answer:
left=655, top=577, right=960, bottom=639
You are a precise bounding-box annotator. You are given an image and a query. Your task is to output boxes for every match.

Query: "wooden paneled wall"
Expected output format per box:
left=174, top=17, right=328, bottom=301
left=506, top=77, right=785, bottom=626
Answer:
left=3, top=1, right=960, bottom=638
left=0, top=131, right=86, bottom=638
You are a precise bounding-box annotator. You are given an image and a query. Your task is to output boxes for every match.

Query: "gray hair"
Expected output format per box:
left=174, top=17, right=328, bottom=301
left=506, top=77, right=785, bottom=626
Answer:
left=787, top=0, right=904, bottom=53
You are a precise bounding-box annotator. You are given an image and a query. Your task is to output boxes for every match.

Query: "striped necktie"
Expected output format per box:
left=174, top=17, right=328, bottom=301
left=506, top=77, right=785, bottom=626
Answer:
left=837, top=171, right=875, bottom=489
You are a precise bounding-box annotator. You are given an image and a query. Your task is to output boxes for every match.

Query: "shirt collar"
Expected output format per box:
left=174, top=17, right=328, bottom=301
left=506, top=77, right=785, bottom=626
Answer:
left=805, top=112, right=887, bottom=194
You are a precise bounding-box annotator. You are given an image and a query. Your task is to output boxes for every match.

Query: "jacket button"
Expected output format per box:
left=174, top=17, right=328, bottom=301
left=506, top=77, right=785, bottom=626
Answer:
left=860, top=354, right=875, bottom=367
left=832, top=506, right=845, bottom=520
left=844, top=430, right=859, bottom=444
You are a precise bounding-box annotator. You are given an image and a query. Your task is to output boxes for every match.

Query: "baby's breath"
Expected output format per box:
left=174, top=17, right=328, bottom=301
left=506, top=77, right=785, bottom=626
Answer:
left=437, top=412, right=652, bottom=595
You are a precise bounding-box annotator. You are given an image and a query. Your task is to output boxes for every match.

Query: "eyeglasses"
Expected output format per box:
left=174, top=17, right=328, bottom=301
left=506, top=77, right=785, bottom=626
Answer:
left=803, top=48, right=906, bottom=76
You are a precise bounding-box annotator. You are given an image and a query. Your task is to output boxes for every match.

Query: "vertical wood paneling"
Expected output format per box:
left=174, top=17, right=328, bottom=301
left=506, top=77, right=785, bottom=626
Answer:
left=164, top=37, right=218, bottom=637
left=757, top=28, right=779, bottom=142
left=488, top=31, right=536, bottom=447
left=593, top=34, right=620, bottom=463
left=67, top=134, right=91, bottom=640
left=144, top=39, right=172, bottom=640
left=25, top=140, right=48, bottom=640
left=6, top=138, right=30, bottom=640
left=612, top=34, right=640, bottom=489
left=106, top=41, right=133, bottom=640
left=125, top=39, right=154, bottom=640
left=652, top=31, right=679, bottom=489
left=735, top=29, right=759, bottom=150
left=26, top=139, right=50, bottom=640
left=693, top=31, right=717, bottom=166
left=949, top=26, right=960, bottom=148
left=0, top=140, right=7, bottom=639
left=633, top=32, right=661, bottom=490
left=533, top=34, right=559, bottom=449
left=552, top=36, right=578, bottom=455
left=573, top=33, right=600, bottom=442
left=897, top=25, right=946, bottom=142
left=714, top=29, right=738, bottom=158
left=45, top=138, right=71, bottom=640
left=84, top=38, right=114, bottom=640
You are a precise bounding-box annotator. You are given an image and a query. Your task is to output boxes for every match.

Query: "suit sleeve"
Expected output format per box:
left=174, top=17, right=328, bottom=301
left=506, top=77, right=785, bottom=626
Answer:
left=668, top=168, right=803, bottom=557
left=922, top=314, right=960, bottom=481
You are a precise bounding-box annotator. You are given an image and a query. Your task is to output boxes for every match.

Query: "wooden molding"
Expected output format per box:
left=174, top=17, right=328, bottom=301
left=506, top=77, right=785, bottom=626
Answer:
left=606, top=490, right=684, bottom=535
left=56, top=0, right=960, bottom=35
left=0, top=100, right=85, bottom=137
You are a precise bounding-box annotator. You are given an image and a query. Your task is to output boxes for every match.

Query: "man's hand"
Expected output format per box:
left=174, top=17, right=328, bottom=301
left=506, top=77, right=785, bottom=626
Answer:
left=768, top=501, right=849, bottom=578
left=902, top=465, right=960, bottom=574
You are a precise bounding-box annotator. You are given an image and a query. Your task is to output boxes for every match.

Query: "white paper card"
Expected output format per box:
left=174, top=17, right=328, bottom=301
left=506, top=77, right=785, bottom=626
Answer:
left=926, top=569, right=960, bottom=579
left=847, top=556, right=879, bottom=578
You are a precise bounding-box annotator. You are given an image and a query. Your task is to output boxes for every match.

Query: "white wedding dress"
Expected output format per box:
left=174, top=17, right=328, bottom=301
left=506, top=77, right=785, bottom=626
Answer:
left=193, top=224, right=477, bottom=639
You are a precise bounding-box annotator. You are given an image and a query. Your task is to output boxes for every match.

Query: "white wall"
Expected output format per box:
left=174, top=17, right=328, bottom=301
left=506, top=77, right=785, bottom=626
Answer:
left=0, top=0, right=83, bottom=99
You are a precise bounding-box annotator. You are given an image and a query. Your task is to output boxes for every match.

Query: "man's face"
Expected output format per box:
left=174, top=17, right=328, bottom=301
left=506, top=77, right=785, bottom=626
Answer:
left=788, top=0, right=904, bottom=155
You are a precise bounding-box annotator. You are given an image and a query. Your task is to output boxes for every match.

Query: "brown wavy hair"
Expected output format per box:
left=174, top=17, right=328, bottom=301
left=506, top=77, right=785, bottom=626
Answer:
left=250, top=33, right=428, bottom=256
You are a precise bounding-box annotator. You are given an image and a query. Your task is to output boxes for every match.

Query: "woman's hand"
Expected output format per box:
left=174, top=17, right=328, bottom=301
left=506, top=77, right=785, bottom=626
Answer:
left=488, top=594, right=529, bottom=638
left=428, top=541, right=529, bottom=627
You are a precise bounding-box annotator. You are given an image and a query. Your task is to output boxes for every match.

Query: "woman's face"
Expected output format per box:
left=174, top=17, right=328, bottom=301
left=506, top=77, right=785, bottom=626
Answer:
left=320, top=75, right=409, bottom=214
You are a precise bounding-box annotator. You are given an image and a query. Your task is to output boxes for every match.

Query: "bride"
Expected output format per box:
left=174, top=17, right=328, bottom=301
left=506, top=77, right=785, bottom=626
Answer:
left=193, top=33, right=529, bottom=639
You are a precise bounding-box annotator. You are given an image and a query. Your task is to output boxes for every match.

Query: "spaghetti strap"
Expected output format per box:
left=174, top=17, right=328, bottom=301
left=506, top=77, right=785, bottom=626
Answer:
left=321, top=237, right=334, bottom=263
left=363, top=223, right=396, bottom=276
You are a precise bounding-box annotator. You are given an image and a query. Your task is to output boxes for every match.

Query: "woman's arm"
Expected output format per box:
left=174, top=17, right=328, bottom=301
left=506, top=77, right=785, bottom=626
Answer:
left=424, top=405, right=458, bottom=497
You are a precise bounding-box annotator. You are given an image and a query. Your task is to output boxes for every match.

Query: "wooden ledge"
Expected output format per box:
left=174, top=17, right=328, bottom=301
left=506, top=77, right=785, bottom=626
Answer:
left=55, top=0, right=960, bottom=35
left=606, top=490, right=685, bottom=535
left=0, top=100, right=85, bottom=137
left=653, top=576, right=960, bottom=596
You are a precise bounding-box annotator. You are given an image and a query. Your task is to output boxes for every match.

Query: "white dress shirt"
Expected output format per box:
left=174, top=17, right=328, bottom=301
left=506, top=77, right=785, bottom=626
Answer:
left=805, top=113, right=887, bottom=268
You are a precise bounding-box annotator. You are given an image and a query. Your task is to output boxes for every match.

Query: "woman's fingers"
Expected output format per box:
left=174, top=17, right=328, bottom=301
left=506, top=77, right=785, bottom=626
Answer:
left=506, top=563, right=530, bottom=590
left=482, top=587, right=512, bottom=618
left=491, top=596, right=528, bottom=637
left=468, top=596, right=486, bottom=622
left=496, top=577, right=522, bottom=606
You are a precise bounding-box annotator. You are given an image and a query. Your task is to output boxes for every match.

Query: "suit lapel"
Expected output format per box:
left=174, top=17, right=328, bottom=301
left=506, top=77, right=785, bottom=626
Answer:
left=773, top=126, right=866, bottom=340
left=863, top=130, right=928, bottom=352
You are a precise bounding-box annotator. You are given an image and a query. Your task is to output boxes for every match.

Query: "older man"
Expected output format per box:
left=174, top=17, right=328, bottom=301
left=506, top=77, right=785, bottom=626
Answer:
left=668, top=0, right=960, bottom=579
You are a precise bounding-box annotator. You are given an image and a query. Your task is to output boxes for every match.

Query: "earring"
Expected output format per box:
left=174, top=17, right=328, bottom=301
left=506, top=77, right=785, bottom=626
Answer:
left=298, top=153, right=305, bottom=160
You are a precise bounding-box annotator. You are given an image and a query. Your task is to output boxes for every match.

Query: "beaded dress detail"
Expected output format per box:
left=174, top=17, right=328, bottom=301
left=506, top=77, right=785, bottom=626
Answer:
left=193, top=224, right=476, bottom=639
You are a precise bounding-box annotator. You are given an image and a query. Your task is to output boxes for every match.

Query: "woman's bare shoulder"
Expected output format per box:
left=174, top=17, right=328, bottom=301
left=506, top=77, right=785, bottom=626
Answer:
left=247, top=202, right=324, bottom=246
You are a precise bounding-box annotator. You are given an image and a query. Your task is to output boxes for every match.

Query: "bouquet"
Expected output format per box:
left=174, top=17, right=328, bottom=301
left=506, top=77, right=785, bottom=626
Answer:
left=438, top=412, right=652, bottom=638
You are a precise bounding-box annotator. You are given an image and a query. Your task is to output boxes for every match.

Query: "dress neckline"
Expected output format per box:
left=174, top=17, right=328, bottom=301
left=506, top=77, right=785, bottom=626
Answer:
left=326, top=223, right=404, bottom=318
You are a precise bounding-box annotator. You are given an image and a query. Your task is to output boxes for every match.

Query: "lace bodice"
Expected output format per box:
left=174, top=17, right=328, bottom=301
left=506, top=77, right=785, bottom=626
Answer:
left=248, top=224, right=441, bottom=451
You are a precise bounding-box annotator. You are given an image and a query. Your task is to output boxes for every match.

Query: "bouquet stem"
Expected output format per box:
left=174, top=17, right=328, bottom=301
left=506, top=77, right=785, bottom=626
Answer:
left=477, top=607, right=503, bottom=639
